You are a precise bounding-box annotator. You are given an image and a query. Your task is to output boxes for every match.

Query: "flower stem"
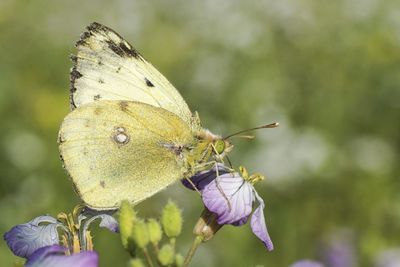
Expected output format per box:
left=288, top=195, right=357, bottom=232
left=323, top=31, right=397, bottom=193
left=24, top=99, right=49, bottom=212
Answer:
left=183, top=236, right=203, bottom=267
left=142, top=247, right=154, bottom=267
left=151, top=242, right=159, bottom=255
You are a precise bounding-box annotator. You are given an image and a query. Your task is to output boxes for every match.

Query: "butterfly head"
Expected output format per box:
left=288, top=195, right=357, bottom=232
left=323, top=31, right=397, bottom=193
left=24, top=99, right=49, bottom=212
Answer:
left=213, top=139, right=233, bottom=157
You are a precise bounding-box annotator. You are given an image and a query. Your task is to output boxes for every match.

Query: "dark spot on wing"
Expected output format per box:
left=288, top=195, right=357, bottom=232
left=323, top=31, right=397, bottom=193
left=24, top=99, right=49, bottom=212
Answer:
left=76, top=31, right=92, bottom=46
left=59, top=153, right=65, bottom=165
left=87, top=22, right=103, bottom=31
left=116, top=66, right=121, bottom=73
left=94, top=94, right=101, bottom=100
left=58, top=133, right=65, bottom=144
left=70, top=57, right=81, bottom=109
left=98, top=78, right=104, bottom=84
left=106, top=40, right=125, bottom=57
left=100, top=180, right=106, bottom=188
left=119, top=42, right=139, bottom=58
left=76, top=22, right=104, bottom=47
left=71, top=69, right=82, bottom=80
left=70, top=55, right=78, bottom=63
left=145, top=78, right=155, bottom=87
left=119, top=101, right=129, bottom=112
left=98, top=60, right=103, bottom=66
left=105, top=39, right=140, bottom=59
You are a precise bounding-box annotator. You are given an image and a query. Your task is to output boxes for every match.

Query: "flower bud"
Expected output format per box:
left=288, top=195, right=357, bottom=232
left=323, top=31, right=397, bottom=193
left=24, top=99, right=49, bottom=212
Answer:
left=147, top=218, right=162, bottom=244
left=157, top=244, right=174, bottom=266
left=175, top=253, right=184, bottom=267
left=193, top=208, right=222, bottom=242
left=161, top=201, right=182, bottom=238
left=131, top=219, right=149, bottom=248
left=119, top=200, right=136, bottom=249
left=128, top=258, right=145, bottom=267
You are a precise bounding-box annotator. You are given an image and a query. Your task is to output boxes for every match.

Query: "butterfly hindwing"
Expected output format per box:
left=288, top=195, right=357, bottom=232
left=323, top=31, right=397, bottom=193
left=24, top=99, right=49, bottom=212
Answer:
left=70, top=22, right=200, bottom=131
left=58, top=100, right=195, bottom=209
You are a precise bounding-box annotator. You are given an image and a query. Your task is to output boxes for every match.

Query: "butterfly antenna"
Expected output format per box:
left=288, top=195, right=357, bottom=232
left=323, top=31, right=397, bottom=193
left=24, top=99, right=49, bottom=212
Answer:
left=231, top=135, right=255, bottom=140
left=223, top=122, right=279, bottom=140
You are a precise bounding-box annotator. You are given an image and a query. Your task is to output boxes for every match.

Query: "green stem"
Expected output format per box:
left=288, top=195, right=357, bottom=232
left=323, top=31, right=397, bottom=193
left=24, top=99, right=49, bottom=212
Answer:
left=142, top=247, right=154, bottom=267
left=183, top=236, right=203, bottom=267
left=151, top=242, right=159, bottom=255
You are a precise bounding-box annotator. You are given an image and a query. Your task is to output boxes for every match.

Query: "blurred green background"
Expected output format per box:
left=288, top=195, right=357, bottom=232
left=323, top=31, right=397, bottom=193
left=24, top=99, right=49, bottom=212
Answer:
left=0, top=0, right=399, bottom=266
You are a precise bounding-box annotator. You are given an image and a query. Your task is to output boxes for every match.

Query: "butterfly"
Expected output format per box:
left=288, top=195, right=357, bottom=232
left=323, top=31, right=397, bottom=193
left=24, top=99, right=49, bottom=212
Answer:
left=58, top=22, right=277, bottom=210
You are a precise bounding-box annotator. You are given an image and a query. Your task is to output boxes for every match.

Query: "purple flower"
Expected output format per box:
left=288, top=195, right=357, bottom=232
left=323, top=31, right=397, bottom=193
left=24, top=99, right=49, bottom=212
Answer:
left=321, top=229, right=356, bottom=267
left=290, top=260, right=326, bottom=267
left=25, top=245, right=98, bottom=267
left=4, top=207, right=118, bottom=266
left=183, top=164, right=274, bottom=251
left=3, top=215, right=63, bottom=258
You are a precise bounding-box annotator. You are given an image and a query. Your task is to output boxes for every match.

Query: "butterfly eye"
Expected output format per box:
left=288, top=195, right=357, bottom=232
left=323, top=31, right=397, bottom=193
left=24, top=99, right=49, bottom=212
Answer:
left=214, top=140, right=225, bottom=154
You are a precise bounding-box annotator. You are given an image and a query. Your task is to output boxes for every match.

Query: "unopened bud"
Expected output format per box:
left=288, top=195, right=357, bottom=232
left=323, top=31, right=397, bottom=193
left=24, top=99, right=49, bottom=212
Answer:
left=175, top=253, right=184, bottom=267
left=128, top=258, right=145, bottom=267
left=147, top=218, right=162, bottom=244
left=131, top=219, right=149, bottom=248
left=119, top=200, right=136, bottom=249
left=161, top=201, right=182, bottom=238
left=157, top=244, right=174, bottom=266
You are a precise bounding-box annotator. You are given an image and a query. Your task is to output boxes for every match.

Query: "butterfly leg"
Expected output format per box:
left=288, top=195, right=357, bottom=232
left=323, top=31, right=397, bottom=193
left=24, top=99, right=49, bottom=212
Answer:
left=183, top=175, right=202, bottom=195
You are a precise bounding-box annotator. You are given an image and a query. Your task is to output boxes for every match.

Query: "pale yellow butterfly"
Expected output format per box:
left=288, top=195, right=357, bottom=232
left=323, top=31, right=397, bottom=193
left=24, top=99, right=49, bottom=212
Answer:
left=59, top=22, right=277, bottom=210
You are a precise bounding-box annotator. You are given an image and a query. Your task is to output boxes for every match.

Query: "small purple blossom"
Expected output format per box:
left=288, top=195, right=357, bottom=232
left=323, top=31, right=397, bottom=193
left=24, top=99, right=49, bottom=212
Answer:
left=183, top=164, right=274, bottom=251
left=4, top=207, right=118, bottom=266
left=290, top=260, right=326, bottom=267
left=3, top=215, right=63, bottom=258
left=321, top=229, right=356, bottom=267
left=25, top=245, right=98, bottom=267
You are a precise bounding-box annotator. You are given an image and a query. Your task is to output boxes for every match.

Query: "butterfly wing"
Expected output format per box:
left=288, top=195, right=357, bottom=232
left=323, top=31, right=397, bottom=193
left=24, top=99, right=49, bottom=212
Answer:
left=70, top=22, right=200, bottom=131
left=58, top=100, right=195, bottom=209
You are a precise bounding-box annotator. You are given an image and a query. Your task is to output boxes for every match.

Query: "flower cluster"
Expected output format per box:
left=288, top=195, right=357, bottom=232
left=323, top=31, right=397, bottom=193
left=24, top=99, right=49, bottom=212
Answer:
left=4, top=165, right=275, bottom=266
left=3, top=205, right=118, bottom=267
left=119, top=200, right=185, bottom=267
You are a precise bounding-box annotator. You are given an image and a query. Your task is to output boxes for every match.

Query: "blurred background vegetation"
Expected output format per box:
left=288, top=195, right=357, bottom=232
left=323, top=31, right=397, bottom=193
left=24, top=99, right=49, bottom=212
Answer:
left=0, top=0, right=399, bottom=266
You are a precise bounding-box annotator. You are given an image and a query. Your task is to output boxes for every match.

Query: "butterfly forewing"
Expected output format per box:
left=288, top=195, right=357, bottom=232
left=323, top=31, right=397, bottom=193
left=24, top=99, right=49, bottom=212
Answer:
left=58, top=100, right=195, bottom=209
left=71, top=22, right=200, bottom=131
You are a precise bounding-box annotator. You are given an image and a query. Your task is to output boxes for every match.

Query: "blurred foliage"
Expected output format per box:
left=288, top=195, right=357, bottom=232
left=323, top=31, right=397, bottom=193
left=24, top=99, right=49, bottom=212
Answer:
left=0, top=0, right=399, bottom=266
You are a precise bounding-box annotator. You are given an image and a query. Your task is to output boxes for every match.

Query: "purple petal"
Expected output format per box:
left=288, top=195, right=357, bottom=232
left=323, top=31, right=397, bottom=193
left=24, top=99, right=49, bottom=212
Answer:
left=25, top=245, right=98, bottom=267
left=231, top=215, right=250, bottom=226
left=182, top=164, right=229, bottom=191
left=82, top=213, right=119, bottom=233
left=80, top=211, right=119, bottom=249
left=290, top=260, right=325, bottom=267
left=202, top=172, right=254, bottom=225
left=250, top=190, right=274, bottom=251
left=4, top=215, right=61, bottom=258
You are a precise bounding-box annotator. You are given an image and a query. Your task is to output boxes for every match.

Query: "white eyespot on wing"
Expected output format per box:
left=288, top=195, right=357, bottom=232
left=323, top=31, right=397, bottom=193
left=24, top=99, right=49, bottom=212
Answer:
left=112, top=126, right=130, bottom=145
left=70, top=22, right=200, bottom=131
